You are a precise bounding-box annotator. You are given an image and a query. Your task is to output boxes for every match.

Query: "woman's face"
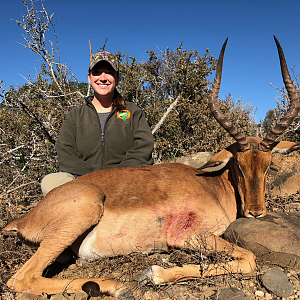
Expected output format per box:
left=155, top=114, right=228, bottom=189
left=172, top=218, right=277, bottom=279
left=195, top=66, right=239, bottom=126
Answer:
left=88, top=62, right=119, bottom=98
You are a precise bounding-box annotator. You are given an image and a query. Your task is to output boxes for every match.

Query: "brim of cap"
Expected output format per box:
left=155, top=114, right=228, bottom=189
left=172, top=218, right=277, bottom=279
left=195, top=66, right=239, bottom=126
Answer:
left=89, top=59, right=118, bottom=72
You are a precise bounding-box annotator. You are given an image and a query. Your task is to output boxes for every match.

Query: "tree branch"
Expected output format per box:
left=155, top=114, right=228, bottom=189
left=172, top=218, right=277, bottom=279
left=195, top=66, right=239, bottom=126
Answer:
left=152, top=96, right=181, bottom=135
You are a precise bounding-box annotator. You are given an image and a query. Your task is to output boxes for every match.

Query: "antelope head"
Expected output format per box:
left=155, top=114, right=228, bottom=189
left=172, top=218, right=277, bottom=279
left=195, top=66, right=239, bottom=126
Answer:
left=200, top=36, right=300, bottom=218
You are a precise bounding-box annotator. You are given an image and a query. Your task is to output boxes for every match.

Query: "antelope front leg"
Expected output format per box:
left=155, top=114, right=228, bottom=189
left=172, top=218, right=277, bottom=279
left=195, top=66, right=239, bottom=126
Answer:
left=140, top=234, right=256, bottom=285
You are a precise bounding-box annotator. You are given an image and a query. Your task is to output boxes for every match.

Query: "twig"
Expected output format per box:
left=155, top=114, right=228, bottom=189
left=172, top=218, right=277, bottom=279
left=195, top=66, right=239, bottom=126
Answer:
left=6, top=145, right=25, bottom=154
left=89, top=39, right=93, bottom=57
left=152, top=96, right=181, bottom=135
left=269, top=83, right=286, bottom=94
left=5, top=181, right=38, bottom=195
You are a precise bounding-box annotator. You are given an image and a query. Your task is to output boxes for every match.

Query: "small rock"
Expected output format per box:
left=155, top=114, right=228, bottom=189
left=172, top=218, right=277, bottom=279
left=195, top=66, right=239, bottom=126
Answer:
left=143, top=290, right=160, bottom=300
left=202, top=286, right=216, bottom=298
left=265, top=292, right=273, bottom=299
left=71, top=291, right=88, bottom=300
left=255, top=290, right=264, bottom=297
left=261, top=268, right=294, bottom=297
left=213, top=288, right=250, bottom=300
left=50, top=293, right=68, bottom=300
left=68, top=263, right=77, bottom=270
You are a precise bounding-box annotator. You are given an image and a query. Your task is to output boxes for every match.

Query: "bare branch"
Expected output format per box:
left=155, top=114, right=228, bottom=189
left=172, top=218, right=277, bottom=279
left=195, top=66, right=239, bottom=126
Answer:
left=89, top=39, right=93, bottom=58
left=4, top=181, right=38, bottom=195
left=152, top=96, right=181, bottom=135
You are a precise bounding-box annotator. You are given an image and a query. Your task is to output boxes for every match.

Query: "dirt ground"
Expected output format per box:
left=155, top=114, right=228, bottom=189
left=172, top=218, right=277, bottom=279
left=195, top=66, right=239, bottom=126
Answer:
left=1, top=152, right=300, bottom=300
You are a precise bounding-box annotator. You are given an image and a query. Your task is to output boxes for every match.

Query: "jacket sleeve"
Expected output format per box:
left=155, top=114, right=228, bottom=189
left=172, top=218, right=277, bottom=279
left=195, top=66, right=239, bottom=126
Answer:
left=119, top=109, right=154, bottom=167
left=55, top=112, right=95, bottom=176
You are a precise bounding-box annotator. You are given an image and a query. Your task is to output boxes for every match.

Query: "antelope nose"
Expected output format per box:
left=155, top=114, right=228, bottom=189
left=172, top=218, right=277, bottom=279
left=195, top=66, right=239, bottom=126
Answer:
left=248, top=211, right=264, bottom=218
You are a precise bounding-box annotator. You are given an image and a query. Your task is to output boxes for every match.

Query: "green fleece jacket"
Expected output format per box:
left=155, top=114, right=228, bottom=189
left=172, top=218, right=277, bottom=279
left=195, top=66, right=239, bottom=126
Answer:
left=56, top=98, right=154, bottom=176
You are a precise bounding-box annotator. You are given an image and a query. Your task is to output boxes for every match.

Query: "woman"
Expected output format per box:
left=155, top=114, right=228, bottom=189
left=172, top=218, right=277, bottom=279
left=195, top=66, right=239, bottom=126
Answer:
left=41, top=51, right=154, bottom=195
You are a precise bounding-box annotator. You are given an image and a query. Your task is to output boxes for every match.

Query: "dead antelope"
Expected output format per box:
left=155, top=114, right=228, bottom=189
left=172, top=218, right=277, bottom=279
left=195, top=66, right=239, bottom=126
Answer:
left=3, top=36, right=300, bottom=299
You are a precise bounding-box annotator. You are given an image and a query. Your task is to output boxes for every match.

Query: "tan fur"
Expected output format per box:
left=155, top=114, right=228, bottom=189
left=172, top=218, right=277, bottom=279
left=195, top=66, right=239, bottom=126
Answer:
left=3, top=137, right=300, bottom=298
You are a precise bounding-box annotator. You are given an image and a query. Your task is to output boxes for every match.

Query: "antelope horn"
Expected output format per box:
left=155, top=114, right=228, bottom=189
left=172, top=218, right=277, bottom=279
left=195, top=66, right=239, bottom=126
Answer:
left=209, top=38, right=250, bottom=151
left=259, top=36, right=300, bottom=151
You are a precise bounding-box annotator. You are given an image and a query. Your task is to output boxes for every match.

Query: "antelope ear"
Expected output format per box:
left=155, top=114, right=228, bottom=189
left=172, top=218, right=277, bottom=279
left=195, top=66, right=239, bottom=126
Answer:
left=198, top=148, right=233, bottom=173
left=272, top=141, right=300, bottom=154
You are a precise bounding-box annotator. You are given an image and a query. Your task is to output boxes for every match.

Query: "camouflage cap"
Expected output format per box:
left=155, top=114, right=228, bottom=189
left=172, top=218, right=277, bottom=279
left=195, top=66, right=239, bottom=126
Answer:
left=89, top=51, right=119, bottom=72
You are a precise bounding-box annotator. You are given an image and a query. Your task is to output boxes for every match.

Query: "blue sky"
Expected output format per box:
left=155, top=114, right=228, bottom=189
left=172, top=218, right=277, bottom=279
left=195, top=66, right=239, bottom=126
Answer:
left=1, top=0, right=300, bottom=121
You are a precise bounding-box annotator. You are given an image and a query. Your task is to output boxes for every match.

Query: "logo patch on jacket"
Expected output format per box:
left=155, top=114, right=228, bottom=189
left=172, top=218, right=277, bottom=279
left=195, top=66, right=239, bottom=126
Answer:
left=117, top=110, right=131, bottom=121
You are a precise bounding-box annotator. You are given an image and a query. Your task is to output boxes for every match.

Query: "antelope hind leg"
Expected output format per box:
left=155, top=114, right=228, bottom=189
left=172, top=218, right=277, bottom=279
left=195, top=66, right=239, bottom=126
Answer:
left=4, top=183, right=132, bottom=298
left=7, top=246, right=129, bottom=297
left=140, top=233, right=256, bottom=285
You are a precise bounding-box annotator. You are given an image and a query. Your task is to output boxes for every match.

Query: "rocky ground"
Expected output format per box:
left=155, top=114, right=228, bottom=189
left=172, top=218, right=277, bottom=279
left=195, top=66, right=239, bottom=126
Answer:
left=1, top=152, right=300, bottom=300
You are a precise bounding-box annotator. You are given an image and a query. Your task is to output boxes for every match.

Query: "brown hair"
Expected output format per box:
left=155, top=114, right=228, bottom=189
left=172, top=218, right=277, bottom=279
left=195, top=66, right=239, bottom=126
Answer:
left=113, top=89, right=126, bottom=111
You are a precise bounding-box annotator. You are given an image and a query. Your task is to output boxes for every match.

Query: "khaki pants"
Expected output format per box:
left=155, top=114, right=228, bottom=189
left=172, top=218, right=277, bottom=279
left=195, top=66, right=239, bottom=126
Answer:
left=41, top=172, right=75, bottom=196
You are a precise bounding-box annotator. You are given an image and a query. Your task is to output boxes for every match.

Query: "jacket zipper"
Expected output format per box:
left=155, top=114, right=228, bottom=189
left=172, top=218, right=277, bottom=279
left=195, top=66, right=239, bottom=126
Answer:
left=100, top=109, right=116, bottom=169
left=85, top=97, right=116, bottom=170
left=101, top=131, right=105, bottom=169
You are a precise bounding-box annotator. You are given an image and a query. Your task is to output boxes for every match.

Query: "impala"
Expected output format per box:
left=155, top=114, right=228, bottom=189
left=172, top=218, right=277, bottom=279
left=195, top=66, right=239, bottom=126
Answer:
left=3, top=36, right=300, bottom=299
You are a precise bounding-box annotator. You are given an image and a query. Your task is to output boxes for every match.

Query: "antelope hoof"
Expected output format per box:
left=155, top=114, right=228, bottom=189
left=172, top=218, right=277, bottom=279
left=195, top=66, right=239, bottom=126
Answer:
left=82, top=281, right=101, bottom=297
left=139, top=265, right=166, bottom=285
left=139, top=266, right=153, bottom=285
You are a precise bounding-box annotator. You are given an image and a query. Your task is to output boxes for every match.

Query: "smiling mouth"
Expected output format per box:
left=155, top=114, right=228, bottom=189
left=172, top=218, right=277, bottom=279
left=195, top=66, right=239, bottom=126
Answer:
left=97, top=83, right=110, bottom=87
